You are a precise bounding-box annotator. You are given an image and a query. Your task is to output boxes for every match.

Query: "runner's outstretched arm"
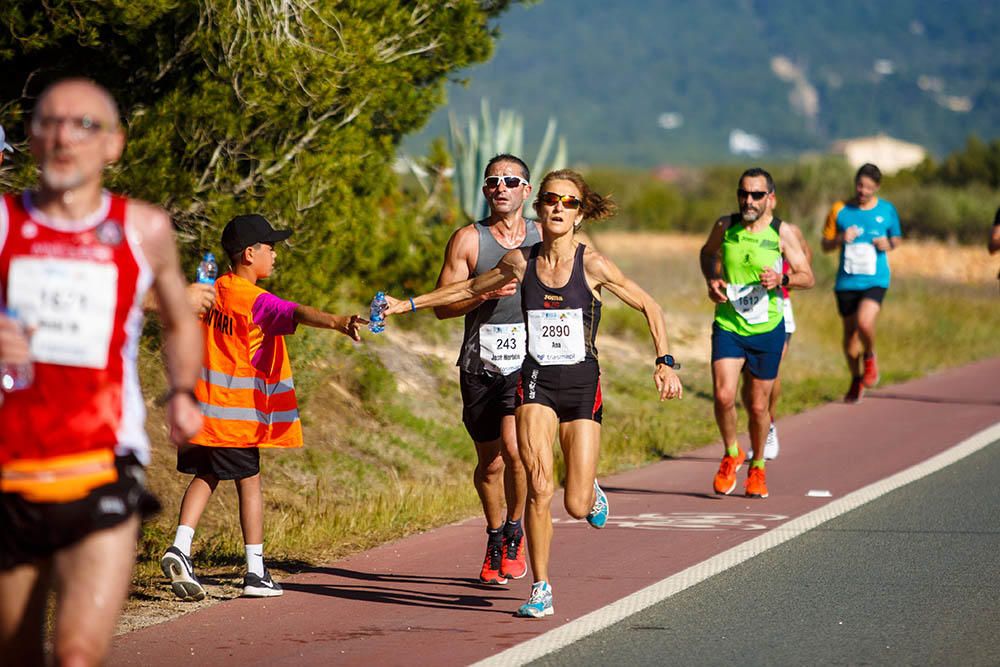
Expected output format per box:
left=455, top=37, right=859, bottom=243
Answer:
left=586, top=250, right=682, bottom=401
left=384, top=249, right=527, bottom=316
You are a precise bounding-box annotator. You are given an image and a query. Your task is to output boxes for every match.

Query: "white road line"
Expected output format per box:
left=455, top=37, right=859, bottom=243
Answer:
left=473, top=421, right=1000, bottom=667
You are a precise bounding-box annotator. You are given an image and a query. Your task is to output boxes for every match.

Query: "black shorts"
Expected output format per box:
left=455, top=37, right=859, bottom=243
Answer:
left=0, top=453, right=159, bottom=570
left=177, top=444, right=260, bottom=480
left=835, top=287, right=888, bottom=317
left=515, top=359, right=603, bottom=424
left=460, top=370, right=519, bottom=442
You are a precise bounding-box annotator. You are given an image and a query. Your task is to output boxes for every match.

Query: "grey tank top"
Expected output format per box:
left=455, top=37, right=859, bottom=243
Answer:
left=458, top=219, right=542, bottom=374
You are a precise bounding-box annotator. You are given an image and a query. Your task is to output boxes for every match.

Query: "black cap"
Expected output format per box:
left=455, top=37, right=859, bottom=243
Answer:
left=221, top=214, right=293, bottom=257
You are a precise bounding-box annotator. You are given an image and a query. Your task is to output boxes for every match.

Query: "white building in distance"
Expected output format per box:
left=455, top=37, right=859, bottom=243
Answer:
left=830, top=134, right=926, bottom=175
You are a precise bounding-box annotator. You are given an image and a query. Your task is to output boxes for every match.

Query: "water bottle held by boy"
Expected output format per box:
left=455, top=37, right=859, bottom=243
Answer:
left=369, top=291, right=387, bottom=334
left=1, top=309, right=33, bottom=392
left=196, top=252, right=218, bottom=284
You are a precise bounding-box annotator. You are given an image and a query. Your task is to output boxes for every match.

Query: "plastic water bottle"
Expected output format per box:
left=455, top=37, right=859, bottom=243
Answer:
left=1, top=309, right=33, bottom=392
left=369, top=291, right=387, bottom=334
left=196, top=252, right=218, bottom=284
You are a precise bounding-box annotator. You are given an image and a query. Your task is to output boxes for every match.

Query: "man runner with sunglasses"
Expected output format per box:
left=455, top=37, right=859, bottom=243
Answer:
left=700, top=168, right=813, bottom=499
left=433, top=154, right=541, bottom=584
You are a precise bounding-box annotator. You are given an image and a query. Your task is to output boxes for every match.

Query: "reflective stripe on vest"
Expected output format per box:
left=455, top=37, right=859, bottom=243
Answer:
left=200, top=367, right=296, bottom=395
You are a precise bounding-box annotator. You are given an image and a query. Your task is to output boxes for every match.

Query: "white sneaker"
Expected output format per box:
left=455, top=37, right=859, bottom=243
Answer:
left=764, top=423, right=780, bottom=460
left=243, top=568, right=283, bottom=597
left=161, top=546, right=207, bottom=601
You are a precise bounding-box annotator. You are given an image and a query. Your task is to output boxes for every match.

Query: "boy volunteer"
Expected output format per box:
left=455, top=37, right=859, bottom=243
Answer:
left=161, top=214, right=364, bottom=599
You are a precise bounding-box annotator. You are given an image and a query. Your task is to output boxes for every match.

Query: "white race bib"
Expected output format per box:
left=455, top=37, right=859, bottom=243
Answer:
left=479, top=322, right=526, bottom=375
left=843, top=242, right=877, bottom=275
left=7, top=257, right=118, bottom=369
left=726, top=283, right=769, bottom=325
left=527, top=308, right=585, bottom=365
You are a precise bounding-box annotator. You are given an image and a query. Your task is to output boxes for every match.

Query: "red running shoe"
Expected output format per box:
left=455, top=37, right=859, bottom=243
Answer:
left=844, top=376, right=865, bottom=404
left=862, top=354, right=880, bottom=387
left=479, top=539, right=508, bottom=585
left=712, top=447, right=747, bottom=495
left=500, top=530, right=527, bottom=580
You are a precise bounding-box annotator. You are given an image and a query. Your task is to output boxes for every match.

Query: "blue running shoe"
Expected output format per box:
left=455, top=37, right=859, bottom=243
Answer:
left=586, top=479, right=609, bottom=528
left=515, top=581, right=554, bottom=618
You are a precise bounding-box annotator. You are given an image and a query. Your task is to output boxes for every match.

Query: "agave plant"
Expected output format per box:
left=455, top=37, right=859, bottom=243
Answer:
left=448, top=98, right=568, bottom=221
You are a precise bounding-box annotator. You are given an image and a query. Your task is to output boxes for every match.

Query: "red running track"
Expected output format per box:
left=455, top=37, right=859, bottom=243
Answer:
left=110, top=358, right=1000, bottom=666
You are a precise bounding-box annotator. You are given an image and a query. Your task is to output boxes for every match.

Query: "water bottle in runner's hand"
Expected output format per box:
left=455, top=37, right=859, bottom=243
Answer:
left=196, top=252, right=218, bottom=284
left=369, top=291, right=388, bottom=334
left=1, top=309, right=33, bottom=392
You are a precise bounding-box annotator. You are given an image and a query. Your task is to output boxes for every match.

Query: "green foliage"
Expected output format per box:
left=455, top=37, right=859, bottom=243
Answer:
left=885, top=137, right=1000, bottom=241
left=586, top=157, right=857, bottom=238
left=0, top=0, right=523, bottom=304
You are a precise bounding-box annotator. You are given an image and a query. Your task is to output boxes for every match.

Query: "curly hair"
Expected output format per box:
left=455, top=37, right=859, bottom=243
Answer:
left=535, top=169, right=617, bottom=223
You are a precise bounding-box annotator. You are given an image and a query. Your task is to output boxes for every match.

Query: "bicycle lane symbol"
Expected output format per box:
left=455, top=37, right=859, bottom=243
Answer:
left=552, top=512, right=788, bottom=531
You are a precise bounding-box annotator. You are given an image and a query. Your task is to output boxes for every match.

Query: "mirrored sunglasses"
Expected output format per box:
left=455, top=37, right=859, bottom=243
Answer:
left=539, top=192, right=582, bottom=209
left=484, top=175, right=529, bottom=189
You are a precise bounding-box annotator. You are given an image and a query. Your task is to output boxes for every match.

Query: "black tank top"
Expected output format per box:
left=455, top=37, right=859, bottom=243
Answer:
left=521, top=243, right=601, bottom=364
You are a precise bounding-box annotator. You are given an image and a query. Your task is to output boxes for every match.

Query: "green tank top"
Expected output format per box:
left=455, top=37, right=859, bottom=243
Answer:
left=714, top=214, right=784, bottom=336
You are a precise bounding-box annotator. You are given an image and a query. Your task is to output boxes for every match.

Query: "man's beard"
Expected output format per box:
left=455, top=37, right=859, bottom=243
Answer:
left=741, top=206, right=762, bottom=222
left=40, top=162, right=87, bottom=191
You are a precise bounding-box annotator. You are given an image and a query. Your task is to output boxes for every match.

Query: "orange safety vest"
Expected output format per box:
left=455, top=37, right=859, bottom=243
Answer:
left=192, top=273, right=303, bottom=448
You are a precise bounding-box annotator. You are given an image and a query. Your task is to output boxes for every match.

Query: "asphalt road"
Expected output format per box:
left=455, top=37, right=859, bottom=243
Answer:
left=534, top=440, right=1000, bottom=667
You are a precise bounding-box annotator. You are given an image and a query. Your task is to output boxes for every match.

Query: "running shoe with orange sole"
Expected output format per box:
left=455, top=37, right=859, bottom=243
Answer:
left=745, top=466, right=769, bottom=498
left=862, top=354, right=880, bottom=387
left=479, top=539, right=508, bottom=585
left=500, top=530, right=527, bottom=580
left=713, top=447, right=747, bottom=495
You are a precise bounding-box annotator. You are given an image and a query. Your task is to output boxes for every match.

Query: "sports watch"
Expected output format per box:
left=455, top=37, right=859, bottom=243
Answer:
left=655, top=354, right=679, bottom=369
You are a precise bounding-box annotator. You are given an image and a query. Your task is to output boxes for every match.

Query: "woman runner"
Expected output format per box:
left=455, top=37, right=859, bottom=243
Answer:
left=384, top=169, right=683, bottom=618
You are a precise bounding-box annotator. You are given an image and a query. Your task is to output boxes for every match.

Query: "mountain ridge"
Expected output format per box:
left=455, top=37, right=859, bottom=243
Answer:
left=407, top=0, right=1000, bottom=166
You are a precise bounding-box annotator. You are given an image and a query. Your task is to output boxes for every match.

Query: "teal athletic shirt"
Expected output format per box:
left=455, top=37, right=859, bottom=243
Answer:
left=824, top=198, right=902, bottom=291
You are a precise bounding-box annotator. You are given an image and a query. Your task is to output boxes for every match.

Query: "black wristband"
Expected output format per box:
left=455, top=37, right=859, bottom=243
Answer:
left=655, top=354, right=679, bottom=369
left=781, top=274, right=790, bottom=287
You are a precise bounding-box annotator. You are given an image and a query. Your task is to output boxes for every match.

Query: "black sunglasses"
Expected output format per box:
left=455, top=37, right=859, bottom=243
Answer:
left=539, top=192, right=582, bottom=209
left=484, top=175, right=529, bottom=189
left=737, top=189, right=771, bottom=201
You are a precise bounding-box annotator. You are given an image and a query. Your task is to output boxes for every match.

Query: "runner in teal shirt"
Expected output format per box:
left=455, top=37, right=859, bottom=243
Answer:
left=821, top=163, right=903, bottom=403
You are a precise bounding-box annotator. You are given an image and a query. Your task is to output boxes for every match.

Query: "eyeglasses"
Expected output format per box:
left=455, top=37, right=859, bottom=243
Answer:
left=539, top=192, right=582, bottom=209
left=30, top=115, right=110, bottom=142
left=483, top=175, right=529, bottom=189
left=737, top=189, right=771, bottom=201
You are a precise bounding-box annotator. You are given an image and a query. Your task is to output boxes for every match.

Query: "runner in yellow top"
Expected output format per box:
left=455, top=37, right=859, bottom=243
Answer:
left=700, top=168, right=813, bottom=499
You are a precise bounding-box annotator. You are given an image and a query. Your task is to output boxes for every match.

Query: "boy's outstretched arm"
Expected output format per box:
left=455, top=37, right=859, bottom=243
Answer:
left=294, top=305, right=367, bottom=341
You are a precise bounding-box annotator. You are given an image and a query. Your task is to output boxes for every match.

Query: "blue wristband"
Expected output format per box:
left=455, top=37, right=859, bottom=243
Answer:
left=409, top=297, right=416, bottom=312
